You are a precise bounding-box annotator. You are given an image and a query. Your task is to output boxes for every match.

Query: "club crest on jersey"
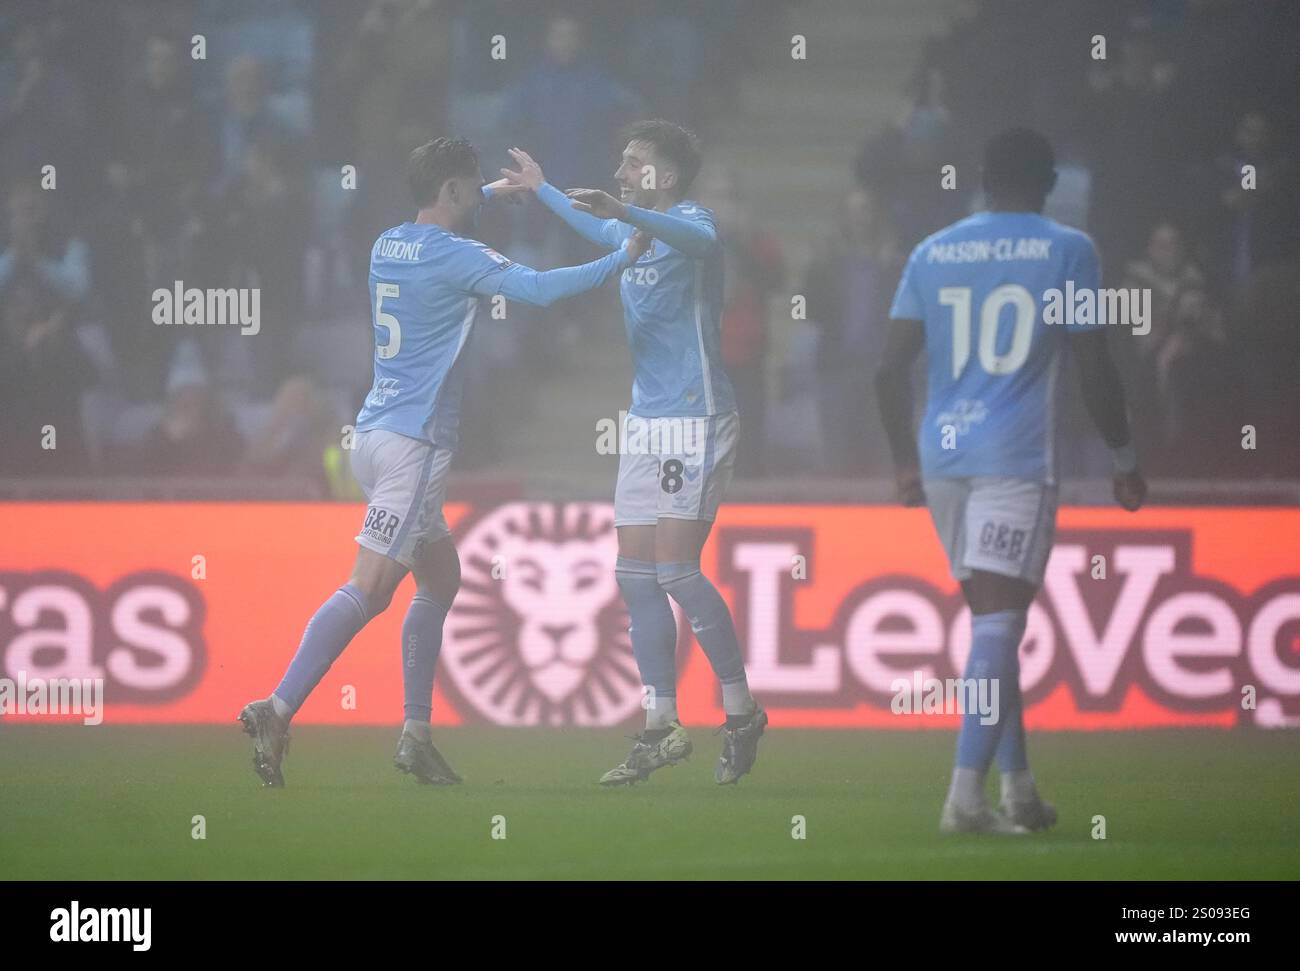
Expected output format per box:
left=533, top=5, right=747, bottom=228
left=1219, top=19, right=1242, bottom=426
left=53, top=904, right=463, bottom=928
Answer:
left=935, top=399, right=988, bottom=435
left=367, top=378, right=400, bottom=407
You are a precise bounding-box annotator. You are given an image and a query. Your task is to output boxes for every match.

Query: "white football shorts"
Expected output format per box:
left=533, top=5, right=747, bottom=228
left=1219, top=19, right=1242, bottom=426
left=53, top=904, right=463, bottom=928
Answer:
left=613, top=411, right=739, bottom=527
left=350, top=428, right=453, bottom=568
left=923, top=476, right=1058, bottom=585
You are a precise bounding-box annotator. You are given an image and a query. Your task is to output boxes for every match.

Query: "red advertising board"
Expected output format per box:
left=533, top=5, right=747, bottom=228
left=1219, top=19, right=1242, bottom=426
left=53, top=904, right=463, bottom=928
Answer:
left=1, top=502, right=1297, bottom=728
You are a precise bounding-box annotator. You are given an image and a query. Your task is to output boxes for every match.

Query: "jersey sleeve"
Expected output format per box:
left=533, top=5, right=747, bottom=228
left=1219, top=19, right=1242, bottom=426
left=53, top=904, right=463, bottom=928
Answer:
left=442, top=237, right=520, bottom=295
left=537, top=182, right=631, bottom=250
left=1063, top=234, right=1103, bottom=333
left=623, top=203, right=718, bottom=259
left=888, top=246, right=925, bottom=321
left=447, top=235, right=633, bottom=308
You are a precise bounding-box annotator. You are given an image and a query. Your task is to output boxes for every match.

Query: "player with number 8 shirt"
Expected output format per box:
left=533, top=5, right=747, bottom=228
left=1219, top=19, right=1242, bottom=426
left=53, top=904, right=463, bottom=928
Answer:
left=501, top=120, right=768, bottom=786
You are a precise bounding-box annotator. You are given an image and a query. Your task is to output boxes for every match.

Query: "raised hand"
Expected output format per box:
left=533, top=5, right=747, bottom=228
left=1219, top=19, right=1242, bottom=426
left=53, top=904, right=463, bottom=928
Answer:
left=566, top=188, right=627, bottom=220
left=483, top=177, right=530, bottom=204
left=625, top=229, right=652, bottom=262
left=501, top=147, right=545, bottom=191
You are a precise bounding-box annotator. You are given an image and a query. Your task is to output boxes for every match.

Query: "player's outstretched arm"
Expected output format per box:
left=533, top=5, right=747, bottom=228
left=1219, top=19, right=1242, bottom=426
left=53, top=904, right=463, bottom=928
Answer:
left=570, top=189, right=719, bottom=260
left=481, top=179, right=530, bottom=205
left=1069, top=329, right=1147, bottom=511
left=500, top=148, right=625, bottom=249
left=875, top=319, right=926, bottom=507
left=476, top=232, right=648, bottom=308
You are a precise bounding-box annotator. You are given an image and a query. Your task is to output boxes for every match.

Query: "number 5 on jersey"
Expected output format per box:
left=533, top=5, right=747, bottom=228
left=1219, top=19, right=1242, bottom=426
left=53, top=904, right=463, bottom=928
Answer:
left=375, top=282, right=401, bottom=359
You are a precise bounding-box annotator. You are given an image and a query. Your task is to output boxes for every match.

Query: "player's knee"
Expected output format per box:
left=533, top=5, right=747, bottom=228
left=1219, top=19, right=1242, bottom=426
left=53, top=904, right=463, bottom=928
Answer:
left=414, top=542, right=460, bottom=604
left=655, top=560, right=702, bottom=596
left=349, top=573, right=400, bottom=617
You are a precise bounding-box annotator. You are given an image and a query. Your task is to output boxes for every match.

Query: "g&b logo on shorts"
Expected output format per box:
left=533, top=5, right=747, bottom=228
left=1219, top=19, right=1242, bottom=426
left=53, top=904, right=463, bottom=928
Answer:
left=361, top=506, right=401, bottom=546
left=978, top=520, right=1027, bottom=563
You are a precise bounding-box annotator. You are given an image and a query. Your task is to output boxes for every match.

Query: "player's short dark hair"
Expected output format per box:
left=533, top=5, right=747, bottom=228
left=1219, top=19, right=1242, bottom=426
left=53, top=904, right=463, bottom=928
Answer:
left=622, top=119, right=703, bottom=195
left=982, top=127, right=1056, bottom=203
left=407, top=137, right=479, bottom=208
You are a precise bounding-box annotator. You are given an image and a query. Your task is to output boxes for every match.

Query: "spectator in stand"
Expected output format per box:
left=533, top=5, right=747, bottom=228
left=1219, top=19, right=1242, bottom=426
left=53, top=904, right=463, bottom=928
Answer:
left=115, top=342, right=245, bottom=477
left=803, top=186, right=903, bottom=476
left=698, top=165, right=784, bottom=477
left=0, top=184, right=95, bottom=474
left=213, top=54, right=297, bottom=196
left=1081, top=22, right=1189, bottom=277
left=1236, top=237, right=1300, bottom=478
left=856, top=63, right=968, bottom=247
left=1120, top=220, right=1228, bottom=469
left=209, top=133, right=310, bottom=398
left=241, top=374, right=343, bottom=492
left=334, top=0, right=450, bottom=177
left=92, top=32, right=207, bottom=400
left=1196, top=108, right=1299, bottom=296
left=497, top=13, right=641, bottom=348
left=113, top=34, right=208, bottom=208
left=0, top=18, right=90, bottom=205
left=498, top=13, right=641, bottom=198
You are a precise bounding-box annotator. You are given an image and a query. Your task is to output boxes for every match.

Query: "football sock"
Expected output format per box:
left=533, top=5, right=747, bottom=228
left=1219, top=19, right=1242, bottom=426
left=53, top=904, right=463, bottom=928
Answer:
left=646, top=696, right=679, bottom=731
left=401, top=591, right=450, bottom=722
left=402, top=718, right=433, bottom=741
left=946, top=767, right=985, bottom=811
left=950, top=608, right=1027, bottom=808
left=616, top=557, right=678, bottom=720
left=994, top=611, right=1031, bottom=775
left=721, top=677, right=757, bottom=718
left=1001, top=768, right=1039, bottom=804
left=657, top=562, right=751, bottom=713
left=272, top=583, right=370, bottom=718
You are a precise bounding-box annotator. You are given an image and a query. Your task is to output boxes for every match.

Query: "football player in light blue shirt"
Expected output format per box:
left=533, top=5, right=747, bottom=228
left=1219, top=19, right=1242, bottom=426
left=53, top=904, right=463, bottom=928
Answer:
left=240, top=137, right=645, bottom=787
left=877, top=128, right=1147, bottom=834
left=502, top=121, right=767, bottom=787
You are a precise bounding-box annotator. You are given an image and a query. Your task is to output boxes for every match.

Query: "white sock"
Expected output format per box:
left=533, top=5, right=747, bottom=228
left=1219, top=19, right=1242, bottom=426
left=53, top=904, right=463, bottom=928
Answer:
left=721, top=678, right=756, bottom=717
left=946, top=767, right=986, bottom=811
left=646, top=695, right=679, bottom=730
left=270, top=693, right=293, bottom=721
left=1001, top=769, right=1037, bottom=803
left=403, top=718, right=432, bottom=741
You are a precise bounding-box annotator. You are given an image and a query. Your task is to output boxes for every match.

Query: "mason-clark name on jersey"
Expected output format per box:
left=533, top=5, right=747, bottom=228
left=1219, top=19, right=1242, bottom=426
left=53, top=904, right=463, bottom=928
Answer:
left=925, top=237, right=1052, bottom=263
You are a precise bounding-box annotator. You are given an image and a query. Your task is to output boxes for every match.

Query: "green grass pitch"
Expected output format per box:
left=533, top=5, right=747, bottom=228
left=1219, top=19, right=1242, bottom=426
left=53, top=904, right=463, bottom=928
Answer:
left=1, top=726, right=1297, bottom=880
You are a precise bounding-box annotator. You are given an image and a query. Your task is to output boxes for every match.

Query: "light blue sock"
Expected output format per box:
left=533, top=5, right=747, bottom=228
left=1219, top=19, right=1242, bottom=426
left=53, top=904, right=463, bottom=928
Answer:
left=402, top=591, right=450, bottom=722
left=273, top=583, right=370, bottom=717
left=616, top=557, right=678, bottom=711
left=994, top=611, right=1030, bottom=774
left=955, top=609, right=1027, bottom=774
left=657, top=561, right=752, bottom=712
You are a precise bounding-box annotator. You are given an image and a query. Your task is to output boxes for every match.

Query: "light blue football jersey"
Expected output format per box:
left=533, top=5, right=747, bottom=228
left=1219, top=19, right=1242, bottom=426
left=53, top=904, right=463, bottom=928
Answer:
left=536, top=185, right=735, bottom=418
left=355, top=223, right=513, bottom=450
left=355, top=220, right=629, bottom=450
left=889, top=210, right=1100, bottom=484
left=619, top=202, right=735, bottom=418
